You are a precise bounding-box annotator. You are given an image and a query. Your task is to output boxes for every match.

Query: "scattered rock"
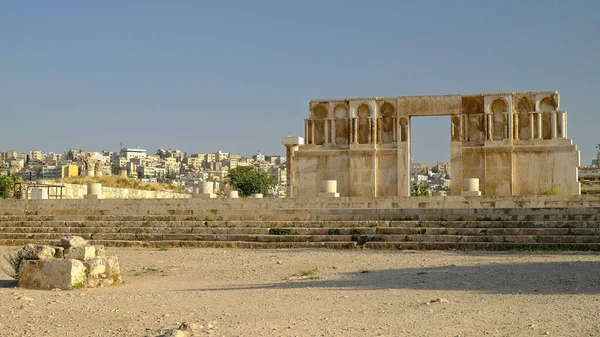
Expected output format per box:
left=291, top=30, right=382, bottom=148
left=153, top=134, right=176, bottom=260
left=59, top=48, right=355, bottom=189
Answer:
left=164, top=329, right=186, bottom=337
left=428, top=298, right=449, bottom=304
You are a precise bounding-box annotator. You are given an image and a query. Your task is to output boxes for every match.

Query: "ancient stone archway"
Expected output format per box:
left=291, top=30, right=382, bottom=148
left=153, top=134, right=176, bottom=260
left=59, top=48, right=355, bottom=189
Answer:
left=289, top=91, right=579, bottom=198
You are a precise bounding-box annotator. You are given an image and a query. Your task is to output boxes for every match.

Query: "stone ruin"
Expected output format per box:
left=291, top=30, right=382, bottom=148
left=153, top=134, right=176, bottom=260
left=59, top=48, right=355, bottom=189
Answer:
left=284, top=90, right=581, bottom=197
left=14, top=236, right=122, bottom=290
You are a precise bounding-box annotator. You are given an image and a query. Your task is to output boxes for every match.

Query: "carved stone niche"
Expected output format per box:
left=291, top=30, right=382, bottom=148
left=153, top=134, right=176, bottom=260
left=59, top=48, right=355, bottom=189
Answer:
left=514, top=95, right=534, bottom=140
left=333, top=103, right=349, bottom=145
left=461, top=96, right=484, bottom=142
left=311, top=104, right=328, bottom=145
left=380, top=102, right=395, bottom=144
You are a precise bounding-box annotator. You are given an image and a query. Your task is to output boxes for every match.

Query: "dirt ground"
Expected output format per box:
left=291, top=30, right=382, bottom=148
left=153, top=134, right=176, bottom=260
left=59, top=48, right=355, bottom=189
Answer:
left=1, top=247, right=600, bottom=337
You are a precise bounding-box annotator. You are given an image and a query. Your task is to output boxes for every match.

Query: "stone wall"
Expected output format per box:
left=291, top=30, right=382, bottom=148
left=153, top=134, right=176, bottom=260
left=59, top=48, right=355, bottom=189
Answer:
left=38, top=181, right=190, bottom=199
left=2, top=195, right=600, bottom=215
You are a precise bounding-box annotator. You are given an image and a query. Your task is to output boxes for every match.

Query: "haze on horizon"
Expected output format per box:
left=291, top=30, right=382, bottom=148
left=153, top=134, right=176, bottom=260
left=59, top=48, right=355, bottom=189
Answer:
left=1, top=1, right=599, bottom=165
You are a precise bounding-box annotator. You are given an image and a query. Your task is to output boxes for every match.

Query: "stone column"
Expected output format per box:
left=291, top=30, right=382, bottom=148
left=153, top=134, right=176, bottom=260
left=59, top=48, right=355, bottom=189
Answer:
left=487, top=114, right=493, bottom=140
left=377, top=117, right=383, bottom=144
left=311, top=120, right=315, bottom=145
left=304, top=119, right=309, bottom=144
left=351, top=118, right=358, bottom=144
left=367, top=118, right=372, bottom=143
left=282, top=136, right=305, bottom=198
left=484, top=114, right=489, bottom=140
left=513, top=113, right=519, bottom=140
left=462, top=178, right=481, bottom=196
left=536, top=113, right=542, bottom=139
left=463, top=115, right=469, bottom=141
left=507, top=113, right=511, bottom=140
left=324, top=119, right=329, bottom=144
left=550, top=111, right=557, bottom=139
left=558, top=111, right=566, bottom=138
left=331, top=118, right=336, bottom=144
left=529, top=113, right=535, bottom=139
left=392, top=117, right=397, bottom=142
left=84, top=183, right=102, bottom=200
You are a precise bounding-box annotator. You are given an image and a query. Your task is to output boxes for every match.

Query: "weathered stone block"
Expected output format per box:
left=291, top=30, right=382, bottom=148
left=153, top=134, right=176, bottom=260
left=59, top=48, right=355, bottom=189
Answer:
left=64, top=245, right=96, bottom=261
left=93, top=245, right=106, bottom=257
left=84, top=257, right=106, bottom=276
left=60, top=236, right=88, bottom=249
left=18, top=259, right=86, bottom=290
left=19, top=244, right=56, bottom=260
left=103, top=256, right=123, bottom=284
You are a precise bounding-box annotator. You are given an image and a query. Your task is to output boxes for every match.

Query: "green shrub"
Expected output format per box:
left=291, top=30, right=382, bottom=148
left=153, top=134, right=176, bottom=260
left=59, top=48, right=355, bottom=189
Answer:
left=328, top=228, right=341, bottom=235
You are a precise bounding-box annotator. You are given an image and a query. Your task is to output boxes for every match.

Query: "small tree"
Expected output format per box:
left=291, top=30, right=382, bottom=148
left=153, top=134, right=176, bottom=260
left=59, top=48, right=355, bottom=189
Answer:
left=411, top=182, right=431, bottom=197
left=0, top=174, right=20, bottom=199
left=227, top=166, right=275, bottom=197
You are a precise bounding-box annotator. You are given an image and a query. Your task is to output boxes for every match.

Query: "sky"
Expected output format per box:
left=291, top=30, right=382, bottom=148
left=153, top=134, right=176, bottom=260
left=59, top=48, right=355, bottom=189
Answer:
left=1, top=0, right=599, bottom=165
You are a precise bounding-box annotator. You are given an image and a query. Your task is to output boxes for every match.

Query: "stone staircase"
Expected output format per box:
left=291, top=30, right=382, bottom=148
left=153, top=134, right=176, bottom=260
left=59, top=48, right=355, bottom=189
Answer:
left=0, top=196, right=599, bottom=250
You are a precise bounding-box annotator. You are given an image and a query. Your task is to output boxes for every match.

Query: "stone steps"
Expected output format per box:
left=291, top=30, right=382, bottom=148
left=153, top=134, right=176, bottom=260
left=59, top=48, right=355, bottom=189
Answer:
left=1, top=231, right=599, bottom=244
left=1, top=238, right=599, bottom=251
left=1, top=207, right=600, bottom=222
left=1, top=225, right=600, bottom=236
left=1, top=197, right=600, bottom=251
left=0, top=220, right=598, bottom=229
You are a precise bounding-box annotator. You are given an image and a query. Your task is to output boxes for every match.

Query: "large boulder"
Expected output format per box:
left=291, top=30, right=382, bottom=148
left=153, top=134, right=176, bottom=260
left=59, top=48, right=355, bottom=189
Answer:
left=18, top=259, right=87, bottom=290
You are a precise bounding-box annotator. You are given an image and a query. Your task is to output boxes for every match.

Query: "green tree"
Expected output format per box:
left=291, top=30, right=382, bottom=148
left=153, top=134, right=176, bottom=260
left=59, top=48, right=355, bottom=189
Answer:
left=66, top=149, right=75, bottom=161
left=0, top=174, right=20, bottom=199
left=411, top=182, right=431, bottom=197
left=226, top=166, right=275, bottom=197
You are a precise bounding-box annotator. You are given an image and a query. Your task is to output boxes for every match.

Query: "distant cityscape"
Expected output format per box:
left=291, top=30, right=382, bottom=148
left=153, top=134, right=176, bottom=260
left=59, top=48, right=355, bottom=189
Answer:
left=2, top=145, right=599, bottom=197
left=0, top=147, right=456, bottom=197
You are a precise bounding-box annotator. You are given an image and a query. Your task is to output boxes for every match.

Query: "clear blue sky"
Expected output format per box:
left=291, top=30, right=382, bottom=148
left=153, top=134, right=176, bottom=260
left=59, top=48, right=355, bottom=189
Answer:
left=1, top=1, right=599, bottom=164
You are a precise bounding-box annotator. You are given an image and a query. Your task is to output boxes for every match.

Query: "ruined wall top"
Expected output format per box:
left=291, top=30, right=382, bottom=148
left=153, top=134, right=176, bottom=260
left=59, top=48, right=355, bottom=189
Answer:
left=309, top=90, right=558, bottom=104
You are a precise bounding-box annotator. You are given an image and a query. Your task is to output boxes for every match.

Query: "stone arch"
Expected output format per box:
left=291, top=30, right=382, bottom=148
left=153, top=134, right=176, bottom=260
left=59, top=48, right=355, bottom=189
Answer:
left=380, top=102, right=395, bottom=143
left=517, top=97, right=534, bottom=113
left=357, top=104, right=371, bottom=144
left=539, top=96, right=557, bottom=112
left=461, top=96, right=484, bottom=142
left=333, top=104, right=349, bottom=145
left=517, top=97, right=534, bottom=140
left=311, top=104, right=328, bottom=145
left=399, top=118, right=408, bottom=142
left=491, top=98, right=507, bottom=140
left=539, top=97, right=557, bottom=139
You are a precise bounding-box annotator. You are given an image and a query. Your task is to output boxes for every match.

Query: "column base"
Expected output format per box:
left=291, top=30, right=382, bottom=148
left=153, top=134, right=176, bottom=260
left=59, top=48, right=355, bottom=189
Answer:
left=193, top=193, right=217, bottom=199
left=461, top=191, right=481, bottom=197
left=318, top=192, right=340, bottom=198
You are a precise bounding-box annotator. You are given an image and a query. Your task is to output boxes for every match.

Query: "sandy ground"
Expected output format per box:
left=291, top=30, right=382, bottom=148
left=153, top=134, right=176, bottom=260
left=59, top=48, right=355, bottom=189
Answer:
left=1, top=247, right=600, bottom=337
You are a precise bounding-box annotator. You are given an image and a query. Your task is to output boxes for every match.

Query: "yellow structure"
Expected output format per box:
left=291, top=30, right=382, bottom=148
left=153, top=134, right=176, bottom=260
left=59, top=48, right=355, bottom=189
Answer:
left=62, top=165, right=79, bottom=178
